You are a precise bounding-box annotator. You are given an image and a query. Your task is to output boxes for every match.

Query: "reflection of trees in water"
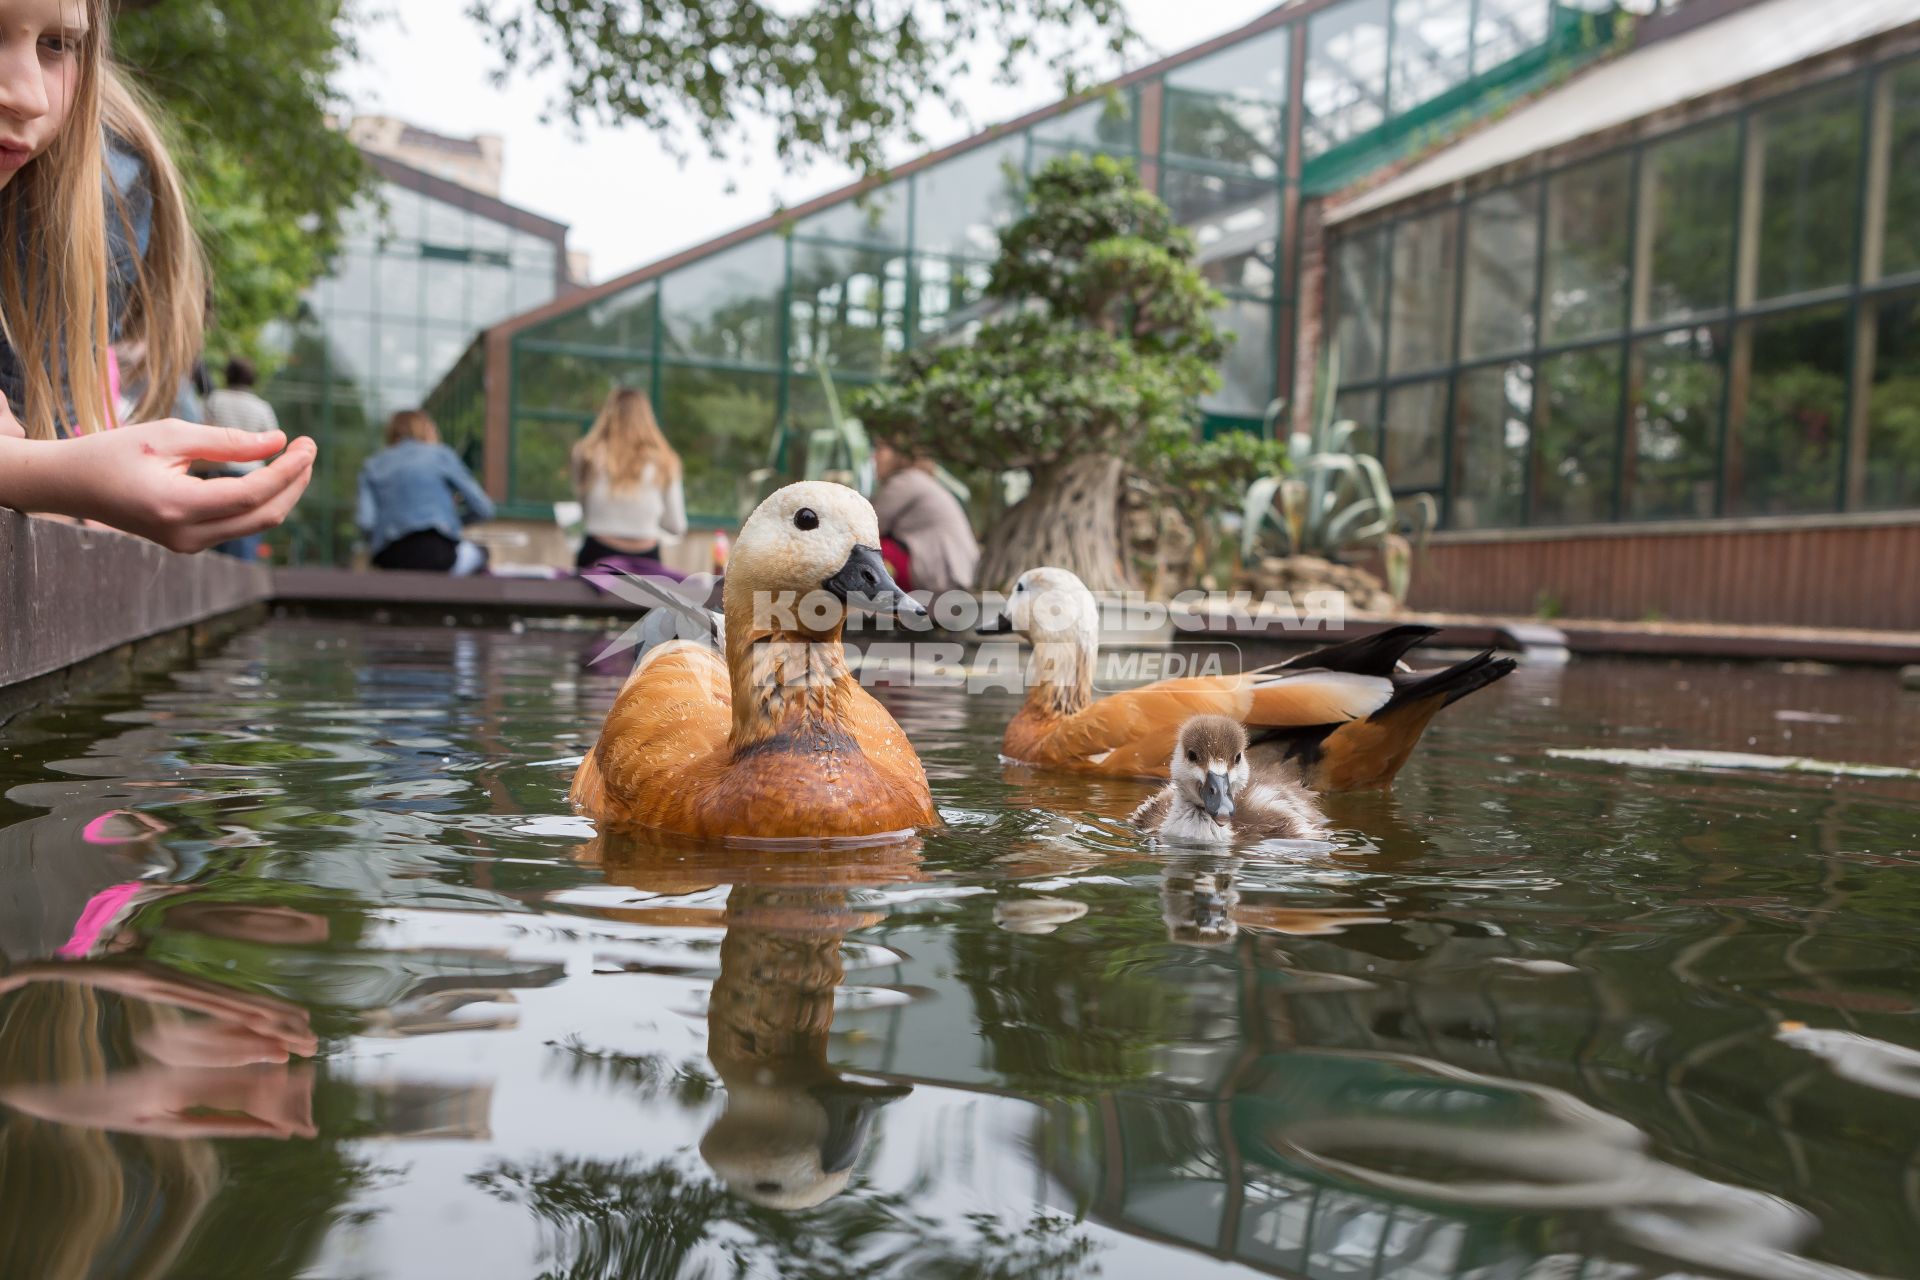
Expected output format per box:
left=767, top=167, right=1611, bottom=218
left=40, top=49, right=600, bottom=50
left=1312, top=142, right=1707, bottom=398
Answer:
left=472, top=1153, right=1099, bottom=1280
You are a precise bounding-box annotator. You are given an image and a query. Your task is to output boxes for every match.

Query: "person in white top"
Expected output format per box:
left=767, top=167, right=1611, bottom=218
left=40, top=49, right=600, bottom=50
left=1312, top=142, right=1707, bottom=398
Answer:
left=202, top=358, right=281, bottom=473
left=569, top=387, right=688, bottom=577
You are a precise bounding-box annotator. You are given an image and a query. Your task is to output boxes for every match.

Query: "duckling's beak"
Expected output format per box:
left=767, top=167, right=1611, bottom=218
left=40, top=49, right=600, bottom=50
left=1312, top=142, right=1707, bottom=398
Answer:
left=1202, top=770, right=1234, bottom=822
left=979, top=611, right=1013, bottom=635
left=823, top=545, right=926, bottom=619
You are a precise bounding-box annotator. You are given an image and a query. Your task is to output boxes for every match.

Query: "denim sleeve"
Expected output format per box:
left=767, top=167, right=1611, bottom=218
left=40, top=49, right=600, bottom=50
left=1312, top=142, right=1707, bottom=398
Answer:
left=356, top=465, right=376, bottom=534
left=105, top=133, right=153, bottom=344
left=443, top=447, right=496, bottom=524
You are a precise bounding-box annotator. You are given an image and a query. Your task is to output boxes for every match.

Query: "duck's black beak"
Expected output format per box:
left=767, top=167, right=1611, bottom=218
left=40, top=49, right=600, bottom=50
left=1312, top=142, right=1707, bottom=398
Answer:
left=1202, top=770, right=1234, bottom=821
left=824, top=544, right=926, bottom=619
left=979, top=610, right=1013, bottom=635
left=812, top=1079, right=913, bottom=1174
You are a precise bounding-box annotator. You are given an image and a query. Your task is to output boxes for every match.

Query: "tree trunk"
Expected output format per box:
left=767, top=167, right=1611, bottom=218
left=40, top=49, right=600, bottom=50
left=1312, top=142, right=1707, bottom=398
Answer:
left=977, top=454, right=1131, bottom=593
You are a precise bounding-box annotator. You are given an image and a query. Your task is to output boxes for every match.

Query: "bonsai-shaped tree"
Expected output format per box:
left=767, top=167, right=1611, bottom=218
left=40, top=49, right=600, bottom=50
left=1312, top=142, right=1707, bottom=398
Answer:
left=854, top=153, right=1226, bottom=592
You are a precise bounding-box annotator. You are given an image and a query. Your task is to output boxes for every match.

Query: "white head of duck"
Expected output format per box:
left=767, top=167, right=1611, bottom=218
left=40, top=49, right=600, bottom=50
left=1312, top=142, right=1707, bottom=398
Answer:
left=996, top=566, right=1101, bottom=716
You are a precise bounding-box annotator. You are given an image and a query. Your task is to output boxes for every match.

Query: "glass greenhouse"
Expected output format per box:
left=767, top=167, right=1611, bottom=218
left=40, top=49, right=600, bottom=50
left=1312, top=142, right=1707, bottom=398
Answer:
left=425, top=0, right=1676, bottom=530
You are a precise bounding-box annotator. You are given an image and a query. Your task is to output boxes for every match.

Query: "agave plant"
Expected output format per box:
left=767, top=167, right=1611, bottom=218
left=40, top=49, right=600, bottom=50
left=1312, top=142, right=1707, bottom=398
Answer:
left=1240, top=348, right=1435, bottom=602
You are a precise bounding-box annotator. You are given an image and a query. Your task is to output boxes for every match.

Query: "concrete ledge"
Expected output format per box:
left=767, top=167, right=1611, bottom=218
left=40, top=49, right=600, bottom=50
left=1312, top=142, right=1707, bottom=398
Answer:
left=273, top=566, right=620, bottom=616
left=1, top=510, right=270, bottom=690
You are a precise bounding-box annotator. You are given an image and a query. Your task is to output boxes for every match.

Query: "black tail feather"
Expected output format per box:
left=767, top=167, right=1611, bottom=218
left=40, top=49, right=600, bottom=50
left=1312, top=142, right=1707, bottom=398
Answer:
left=1262, top=624, right=1441, bottom=677
left=1383, top=649, right=1517, bottom=713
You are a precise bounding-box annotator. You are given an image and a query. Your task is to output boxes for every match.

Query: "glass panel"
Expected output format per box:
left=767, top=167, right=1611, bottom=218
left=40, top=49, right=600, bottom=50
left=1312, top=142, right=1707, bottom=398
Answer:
left=1382, top=377, right=1447, bottom=490
left=1626, top=325, right=1725, bottom=520
left=1885, top=63, right=1920, bottom=280
left=1032, top=90, right=1138, bottom=152
left=1451, top=360, right=1530, bottom=529
left=794, top=187, right=909, bottom=249
left=1164, top=27, right=1288, bottom=175
left=1474, top=0, right=1549, bottom=72
left=914, top=257, right=995, bottom=340
left=657, top=366, right=782, bottom=517
left=1335, top=388, right=1383, bottom=457
left=1304, top=0, right=1389, bottom=159
left=1543, top=153, right=1630, bottom=343
left=1460, top=183, right=1538, bottom=359
left=422, top=195, right=469, bottom=250
left=660, top=238, right=786, bottom=367
left=1755, top=82, right=1863, bottom=302
left=788, top=242, right=909, bottom=373
left=1204, top=296, right=1275, bottom=417
left=1640, top=121, right=1737, bottom=324
left=1727, top=304, right=1846, bottom=516
left=514, top=348, right=649, bottom=416
left=1163, top=168, right=1278, bottom=296
left=1331, top=227, right=1388, bottom=382
left=1865, top=290, right=1920, bottom=510
left=1387, top=207, right=1458, bottom=376
left=1391, top=0, right=1473, bottom=114
left=1535, top=346, right=1621, bottom=524
left=510, top=268, right=556, bottom=317
left=422, top=258, right=471, bottom=325
left=913, top=137, right=1025, bottom=260
left=509, top=417, right=587, bottom=506
left=533, top=279, right=657, bottom=353
left=330, top=251, right=380, bottom=317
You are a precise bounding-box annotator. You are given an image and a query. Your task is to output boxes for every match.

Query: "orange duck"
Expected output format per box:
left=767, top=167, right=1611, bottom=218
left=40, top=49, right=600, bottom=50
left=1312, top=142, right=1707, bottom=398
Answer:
left=991, top=567, right=1514, bottom=792
left=569, top=481, right=937, bottom=840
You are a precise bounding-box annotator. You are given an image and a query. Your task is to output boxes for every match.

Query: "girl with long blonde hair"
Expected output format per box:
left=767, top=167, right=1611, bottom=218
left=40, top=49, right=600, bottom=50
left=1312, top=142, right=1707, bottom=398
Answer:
left=570, top=386, right=688, bottom=576
left=0, top=0, right=314, bottom=552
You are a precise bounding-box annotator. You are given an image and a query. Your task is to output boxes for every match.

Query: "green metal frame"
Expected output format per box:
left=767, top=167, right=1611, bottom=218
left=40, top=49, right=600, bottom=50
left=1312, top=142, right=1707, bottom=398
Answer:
left=1329, top=45, right=1920, bottom=532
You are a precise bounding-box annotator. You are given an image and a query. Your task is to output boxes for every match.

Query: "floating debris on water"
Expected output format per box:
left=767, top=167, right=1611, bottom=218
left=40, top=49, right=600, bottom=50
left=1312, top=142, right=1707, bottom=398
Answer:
left=1547, top=747, right=1920, bottom=780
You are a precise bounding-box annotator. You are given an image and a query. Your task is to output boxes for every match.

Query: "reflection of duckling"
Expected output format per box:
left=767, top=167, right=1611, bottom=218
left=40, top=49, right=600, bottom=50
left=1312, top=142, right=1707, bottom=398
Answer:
left=699, top=885, right=909, bottom=1210
left=569, top=482, right=935, bottom=839
left=1161, top=855, right=1240, bottom=947
left=1131, top=716, right=1325, bottom=845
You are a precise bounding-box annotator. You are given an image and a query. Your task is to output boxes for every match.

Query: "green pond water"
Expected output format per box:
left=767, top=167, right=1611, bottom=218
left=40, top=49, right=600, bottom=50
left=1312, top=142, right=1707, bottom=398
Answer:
left=2, top=617, right=1919, bottom=1279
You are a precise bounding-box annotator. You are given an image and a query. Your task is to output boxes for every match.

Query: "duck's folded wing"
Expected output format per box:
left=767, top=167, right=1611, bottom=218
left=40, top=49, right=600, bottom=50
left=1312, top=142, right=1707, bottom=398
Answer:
left=842, top=687, right=938, bottom=822
left=571, top=640, right=731, bottom=818
left=1042, top=670, right=1391, bottom=774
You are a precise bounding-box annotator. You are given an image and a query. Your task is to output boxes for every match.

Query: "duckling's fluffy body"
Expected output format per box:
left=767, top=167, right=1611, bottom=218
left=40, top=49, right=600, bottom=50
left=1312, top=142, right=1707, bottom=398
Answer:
left=1131, top=715, right=1326, bottom=845
left=570, top=482, right=935, bottom=840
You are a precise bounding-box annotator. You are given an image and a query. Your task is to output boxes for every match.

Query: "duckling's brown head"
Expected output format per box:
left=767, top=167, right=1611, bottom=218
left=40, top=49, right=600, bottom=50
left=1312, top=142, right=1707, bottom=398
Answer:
left=1172, top=716, right=1251, bottom=826
left=1003, top=567, right=1099, bottom=645
left=724, top=481, right=923, bottom=636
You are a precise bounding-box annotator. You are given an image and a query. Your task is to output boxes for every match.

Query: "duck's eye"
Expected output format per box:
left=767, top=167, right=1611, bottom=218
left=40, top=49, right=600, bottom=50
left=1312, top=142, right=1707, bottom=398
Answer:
left=1014, top=582, right=1024, bottom=592
left=1234, top=753, right=1242, bottom=764
left=793, top=508, right=819, bottom=531
left=1186, top=750, right=1198, bottom=763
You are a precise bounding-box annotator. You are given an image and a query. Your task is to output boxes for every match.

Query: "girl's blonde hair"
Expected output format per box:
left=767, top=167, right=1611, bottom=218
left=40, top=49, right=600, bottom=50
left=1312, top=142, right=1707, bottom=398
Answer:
left=387, top=409, right=440, bottom=446
left=0, top=2, right=204, bottom=439
left=573, top=388, right=682, bottom=491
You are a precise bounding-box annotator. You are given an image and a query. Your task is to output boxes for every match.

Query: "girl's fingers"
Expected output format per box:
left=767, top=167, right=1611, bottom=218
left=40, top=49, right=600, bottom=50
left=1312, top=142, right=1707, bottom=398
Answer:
left=167, top=423, right=290, bottom=464
left=181, top=452, right=315, bottom=546
left=182, top=438, right=316, bottom=522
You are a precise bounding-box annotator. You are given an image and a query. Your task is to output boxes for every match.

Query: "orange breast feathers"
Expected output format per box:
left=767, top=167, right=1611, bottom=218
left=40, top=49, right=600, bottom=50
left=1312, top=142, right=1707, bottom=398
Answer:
left=1002, top=667, right=1393, bottom=779
left=569, top=639, right=934, bottom=840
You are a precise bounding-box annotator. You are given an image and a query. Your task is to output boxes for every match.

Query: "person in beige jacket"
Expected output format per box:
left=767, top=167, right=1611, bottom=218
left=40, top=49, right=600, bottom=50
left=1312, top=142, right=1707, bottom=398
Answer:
left=871, top=439, right=979, bottom=597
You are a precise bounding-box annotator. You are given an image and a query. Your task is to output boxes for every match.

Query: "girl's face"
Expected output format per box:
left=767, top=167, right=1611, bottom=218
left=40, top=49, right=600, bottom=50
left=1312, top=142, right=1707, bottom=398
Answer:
left=0, top=0, right=84, bottom=189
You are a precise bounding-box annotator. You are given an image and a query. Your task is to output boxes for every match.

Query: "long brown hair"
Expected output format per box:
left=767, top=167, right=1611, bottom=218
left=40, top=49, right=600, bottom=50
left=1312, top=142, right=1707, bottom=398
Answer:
left=0, top=2, right=204, bottom=438
left=573, top=387, right=681, bottom=491
left=102, top=65, right=204, bottom=431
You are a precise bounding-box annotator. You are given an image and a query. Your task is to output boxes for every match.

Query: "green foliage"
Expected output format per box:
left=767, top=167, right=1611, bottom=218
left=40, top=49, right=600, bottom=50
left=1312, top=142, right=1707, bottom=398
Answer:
left=855, top=154, right=1224, bottom=472
left=113, top=0, right=369, bottom=364
left=1135, top=425, right=1290, bottom=585
left=468, top=0, right=1134, bottom=177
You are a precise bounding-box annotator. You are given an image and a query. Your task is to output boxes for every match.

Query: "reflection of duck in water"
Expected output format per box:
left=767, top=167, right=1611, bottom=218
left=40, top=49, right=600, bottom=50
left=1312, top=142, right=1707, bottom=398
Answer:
left=1160, top=855, right=1389, bottom=947
left=569, top=481, right=935, bottom=839
left=1132, top=717, right=1325, bottom=845
left=700, top=883, right=910, bottom=1209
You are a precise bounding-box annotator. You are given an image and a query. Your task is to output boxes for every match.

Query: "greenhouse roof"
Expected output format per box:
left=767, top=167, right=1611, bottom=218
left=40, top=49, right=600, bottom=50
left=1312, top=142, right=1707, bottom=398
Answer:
left=1331, top=0, right=1920, bottom=223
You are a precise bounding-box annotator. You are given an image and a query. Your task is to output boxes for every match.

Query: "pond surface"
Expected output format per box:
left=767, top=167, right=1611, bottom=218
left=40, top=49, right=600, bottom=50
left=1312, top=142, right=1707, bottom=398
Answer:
left=2, top=618, right=1919, bottom=1279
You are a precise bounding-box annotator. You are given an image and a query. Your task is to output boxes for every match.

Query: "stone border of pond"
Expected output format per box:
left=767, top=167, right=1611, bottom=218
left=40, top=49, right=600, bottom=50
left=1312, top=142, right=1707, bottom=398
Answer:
left=0, top=511, right=271, bottom=722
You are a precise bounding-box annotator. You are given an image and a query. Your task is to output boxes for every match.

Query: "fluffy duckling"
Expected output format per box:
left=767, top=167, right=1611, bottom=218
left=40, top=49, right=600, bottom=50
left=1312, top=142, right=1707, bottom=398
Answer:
left=569, top=482, right=937, bottom=840
left=993, top=567, right=1515, bottom=791
left=1131, top=715, right=1325, bottom=845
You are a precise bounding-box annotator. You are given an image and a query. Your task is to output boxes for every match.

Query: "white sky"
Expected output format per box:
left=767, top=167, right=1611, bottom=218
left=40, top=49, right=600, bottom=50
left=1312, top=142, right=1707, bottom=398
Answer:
left=341, top=0, right=1278, bottom=282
